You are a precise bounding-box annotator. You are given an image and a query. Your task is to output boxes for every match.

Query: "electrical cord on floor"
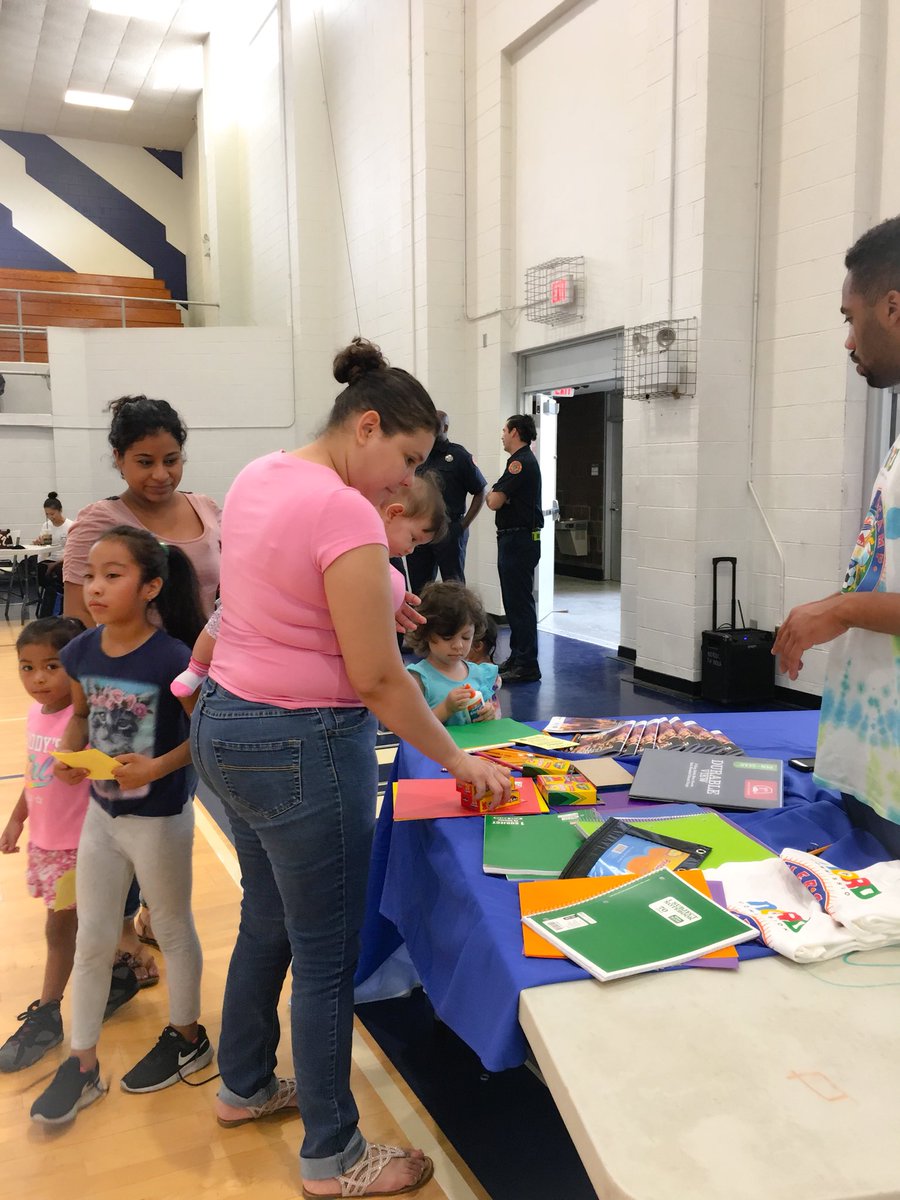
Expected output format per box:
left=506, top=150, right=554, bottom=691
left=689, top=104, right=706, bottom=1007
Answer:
left=178, top=1067, right=221, bottom=1087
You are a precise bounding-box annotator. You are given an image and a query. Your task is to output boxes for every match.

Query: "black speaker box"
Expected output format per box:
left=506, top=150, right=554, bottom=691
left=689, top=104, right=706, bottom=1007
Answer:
left=700, top=558, right=775, bottom=705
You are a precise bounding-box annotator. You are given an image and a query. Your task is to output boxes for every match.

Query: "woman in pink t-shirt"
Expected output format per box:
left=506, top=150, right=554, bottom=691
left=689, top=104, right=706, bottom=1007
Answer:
left=62, top=394, right=221, bottom=960
left=63, top=395, right=221, bottom=622
left=191, top=338, right=508, bottom=1199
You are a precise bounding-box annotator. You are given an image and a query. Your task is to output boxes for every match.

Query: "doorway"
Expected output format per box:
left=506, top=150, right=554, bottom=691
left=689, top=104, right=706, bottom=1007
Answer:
left=518, top=332, right=623, bottom=651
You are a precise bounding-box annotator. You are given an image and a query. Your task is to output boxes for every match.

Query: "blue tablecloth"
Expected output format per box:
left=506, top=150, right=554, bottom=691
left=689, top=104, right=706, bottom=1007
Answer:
left=355, top=710, right=893, bottom=1072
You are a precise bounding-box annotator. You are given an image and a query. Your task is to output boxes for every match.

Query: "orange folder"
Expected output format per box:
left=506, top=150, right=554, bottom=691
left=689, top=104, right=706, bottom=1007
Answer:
left=518, top=869, right=738, bottom=965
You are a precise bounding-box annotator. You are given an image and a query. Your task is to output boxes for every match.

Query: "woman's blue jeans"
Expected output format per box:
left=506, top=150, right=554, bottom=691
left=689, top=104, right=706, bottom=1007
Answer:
left=190, top=679, right=377, bottom=1180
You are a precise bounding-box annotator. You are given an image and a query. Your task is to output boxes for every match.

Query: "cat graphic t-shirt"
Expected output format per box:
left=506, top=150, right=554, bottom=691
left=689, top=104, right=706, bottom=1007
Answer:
left=815, top=437, right=900, bottom=821
left=60, top=627, right=191, bottom=817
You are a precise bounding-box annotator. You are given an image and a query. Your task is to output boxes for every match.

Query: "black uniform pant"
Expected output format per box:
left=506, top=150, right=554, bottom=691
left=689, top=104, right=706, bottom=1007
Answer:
left=407, top=521, right=469, bottom=594
left=497, top=529, right=541, bottom=670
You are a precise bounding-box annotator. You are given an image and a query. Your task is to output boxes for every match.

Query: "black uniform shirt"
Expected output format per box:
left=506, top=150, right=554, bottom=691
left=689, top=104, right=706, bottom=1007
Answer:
left=492, top=446, right=544, bottom=532
left=417, top=438, right=487, bottom=522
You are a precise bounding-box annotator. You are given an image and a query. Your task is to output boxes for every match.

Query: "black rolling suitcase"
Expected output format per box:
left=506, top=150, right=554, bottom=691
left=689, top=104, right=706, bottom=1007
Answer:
left=700, top=557, right=775, bottom=704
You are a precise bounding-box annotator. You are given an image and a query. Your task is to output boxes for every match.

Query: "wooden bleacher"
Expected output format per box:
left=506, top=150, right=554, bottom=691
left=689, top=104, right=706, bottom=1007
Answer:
left=0, top=268, right=184, bottom=362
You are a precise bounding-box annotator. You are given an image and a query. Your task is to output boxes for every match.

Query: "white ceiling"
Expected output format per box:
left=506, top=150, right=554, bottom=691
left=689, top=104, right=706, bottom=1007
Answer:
left=0, top=0, right=211, bottom=150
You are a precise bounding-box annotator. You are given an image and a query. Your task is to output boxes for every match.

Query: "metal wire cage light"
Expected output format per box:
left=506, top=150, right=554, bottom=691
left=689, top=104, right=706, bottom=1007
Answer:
left=618, top=317, right=698, bottom=400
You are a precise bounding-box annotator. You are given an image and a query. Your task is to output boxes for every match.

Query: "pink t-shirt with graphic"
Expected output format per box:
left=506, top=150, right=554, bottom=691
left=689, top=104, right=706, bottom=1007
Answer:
left=25, top=702, right=90, bottom=850
left=211, top=452, right=393, bottom=708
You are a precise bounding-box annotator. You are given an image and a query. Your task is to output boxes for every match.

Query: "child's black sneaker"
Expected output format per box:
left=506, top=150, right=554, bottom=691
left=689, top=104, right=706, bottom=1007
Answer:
left=0, top=999, right=63, bottom=1072
left=103, top=963, right=139, bottom=1021
left=120, top=1024, right=213, bottom=1093
left=30, top=1056, right=106, bottom=1125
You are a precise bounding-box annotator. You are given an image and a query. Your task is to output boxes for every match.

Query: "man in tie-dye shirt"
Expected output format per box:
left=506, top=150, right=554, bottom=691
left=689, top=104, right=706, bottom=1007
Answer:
left=774, top=216, right=900, bottom=853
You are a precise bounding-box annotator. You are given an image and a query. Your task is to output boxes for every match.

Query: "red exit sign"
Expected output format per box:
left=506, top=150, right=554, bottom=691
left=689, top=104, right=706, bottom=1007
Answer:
left=552, top=387, right=575, bottom=397
left=549, top=275, right=574, bottom=306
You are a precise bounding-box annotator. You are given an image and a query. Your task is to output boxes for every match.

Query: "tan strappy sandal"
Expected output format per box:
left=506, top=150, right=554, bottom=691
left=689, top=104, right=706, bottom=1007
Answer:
left=301, top=1144, right=434, bottom=1199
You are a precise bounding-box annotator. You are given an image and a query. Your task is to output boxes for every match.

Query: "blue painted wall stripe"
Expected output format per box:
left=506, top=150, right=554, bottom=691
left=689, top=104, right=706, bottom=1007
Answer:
left=0, top=131, right=187, bottom=303
left=0, top=203, right=72, bottom=272
left=144, top=147, right=184, bottom=178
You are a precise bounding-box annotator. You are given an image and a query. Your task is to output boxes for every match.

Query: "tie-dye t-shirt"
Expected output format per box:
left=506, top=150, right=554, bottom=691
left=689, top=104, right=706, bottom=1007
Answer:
left=815, top=437, right=900, bottom=819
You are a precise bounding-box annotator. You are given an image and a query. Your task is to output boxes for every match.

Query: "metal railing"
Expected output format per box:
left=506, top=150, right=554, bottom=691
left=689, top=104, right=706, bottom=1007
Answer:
left=0, top=287, right=220, bottom=361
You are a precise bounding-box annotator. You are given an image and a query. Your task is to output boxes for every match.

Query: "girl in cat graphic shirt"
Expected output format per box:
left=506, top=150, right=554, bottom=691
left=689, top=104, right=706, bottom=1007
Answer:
left=30, top=527, right=212, bottom=1127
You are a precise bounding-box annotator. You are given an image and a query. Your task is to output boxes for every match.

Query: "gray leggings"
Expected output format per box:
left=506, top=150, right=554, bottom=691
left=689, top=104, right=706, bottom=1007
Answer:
left=71, top=800, right=202, bottom=1050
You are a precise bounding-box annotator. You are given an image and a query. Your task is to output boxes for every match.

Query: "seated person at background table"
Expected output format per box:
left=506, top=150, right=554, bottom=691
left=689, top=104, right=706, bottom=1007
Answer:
left=404, top=581, right=501, bottom=724
left=773, top=215, right=900, bottom=856
left=35, top=492, right=72, bottom=618
left=171, top=474, right=448, bottom=697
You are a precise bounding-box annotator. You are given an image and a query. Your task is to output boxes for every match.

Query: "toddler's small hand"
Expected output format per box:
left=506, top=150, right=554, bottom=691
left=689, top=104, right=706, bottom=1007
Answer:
left=54, top=761, right=89, bottom=786
left=0, top=820, right=23, bottom=853
left=446, top=686, right=471, bottom=713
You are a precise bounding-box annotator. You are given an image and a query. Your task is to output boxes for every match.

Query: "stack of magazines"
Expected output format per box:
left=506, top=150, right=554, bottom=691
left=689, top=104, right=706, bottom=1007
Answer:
left=543, top=715, right=743, bottom=758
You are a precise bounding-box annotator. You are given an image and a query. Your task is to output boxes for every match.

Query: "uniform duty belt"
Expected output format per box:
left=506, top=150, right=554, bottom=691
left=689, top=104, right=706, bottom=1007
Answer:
left=498, top=527, right=541, bottom=537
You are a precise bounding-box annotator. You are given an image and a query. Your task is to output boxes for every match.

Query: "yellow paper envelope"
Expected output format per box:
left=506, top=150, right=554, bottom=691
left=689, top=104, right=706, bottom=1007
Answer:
left=51, top=748, right=120, bottom=780
left=514, top=732, right=577, bottom=751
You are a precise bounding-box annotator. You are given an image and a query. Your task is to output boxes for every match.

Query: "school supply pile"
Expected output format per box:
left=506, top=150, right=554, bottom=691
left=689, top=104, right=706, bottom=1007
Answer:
left=517, top=871, right=740, bottom=970
left=473, top=747, right=634, bottom=809
left=520, top=868, right=756, bottom=981
left=708, top=851, right=900, bottom=962
left=545, top=715, right=744, bottom=758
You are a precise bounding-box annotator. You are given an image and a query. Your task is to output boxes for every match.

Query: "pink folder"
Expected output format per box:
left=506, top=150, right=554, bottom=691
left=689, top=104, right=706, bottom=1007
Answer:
left=393, top=777, right=543, bottom=821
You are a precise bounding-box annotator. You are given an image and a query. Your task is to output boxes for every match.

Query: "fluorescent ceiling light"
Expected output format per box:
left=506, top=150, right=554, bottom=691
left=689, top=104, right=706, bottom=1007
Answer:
left=65, top=90, right=134, bottom=111
left=90, top=0, right=179, bottom=18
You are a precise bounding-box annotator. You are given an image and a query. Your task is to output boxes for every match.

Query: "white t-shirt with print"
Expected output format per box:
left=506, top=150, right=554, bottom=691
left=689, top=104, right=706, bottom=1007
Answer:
left=815, top=437, right=900, bottom=820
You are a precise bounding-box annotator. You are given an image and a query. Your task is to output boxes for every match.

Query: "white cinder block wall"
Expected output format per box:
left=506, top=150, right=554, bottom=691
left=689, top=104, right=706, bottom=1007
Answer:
left=6, top=0, right=900, bottom=702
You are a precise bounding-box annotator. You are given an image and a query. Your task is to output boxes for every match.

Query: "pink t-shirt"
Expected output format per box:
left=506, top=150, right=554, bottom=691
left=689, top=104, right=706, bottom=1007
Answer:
left=211, top=452, right=392, bottom=708
left=25, top=702, right=90, bottom=850
left=63, top=493, right=222, bottom=617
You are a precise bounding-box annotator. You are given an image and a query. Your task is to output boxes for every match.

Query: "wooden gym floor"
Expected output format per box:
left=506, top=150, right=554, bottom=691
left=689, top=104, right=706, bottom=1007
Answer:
left=0, top=625, right=486, bottom=1200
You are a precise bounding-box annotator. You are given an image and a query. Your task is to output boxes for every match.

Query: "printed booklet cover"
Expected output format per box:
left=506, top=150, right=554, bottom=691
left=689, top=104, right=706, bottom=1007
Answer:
left=521, top=868, right=756, bottom=981
left=629, top=750, right=783, bottom=811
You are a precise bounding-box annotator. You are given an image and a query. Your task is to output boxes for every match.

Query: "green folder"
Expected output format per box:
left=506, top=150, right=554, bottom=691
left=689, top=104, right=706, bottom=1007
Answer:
left=576, top=810, right=774, bottom=870
left=447, top=718, right=541, bottom=752
left=522, top=868, right=756, bottom=980
left=483, top=811, right=584, bottom=877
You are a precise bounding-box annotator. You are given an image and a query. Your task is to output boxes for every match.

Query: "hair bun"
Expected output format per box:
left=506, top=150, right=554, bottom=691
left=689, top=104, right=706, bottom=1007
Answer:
left=333, top=337, right=387, bottom=386
left=47, top=491, right=58, bottom=499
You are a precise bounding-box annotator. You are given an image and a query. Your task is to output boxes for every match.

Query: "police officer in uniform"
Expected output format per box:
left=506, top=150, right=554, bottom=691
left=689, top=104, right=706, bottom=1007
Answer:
left=407, top=410, right=487, bottom=595
left=486, top=414, right=543, bottom=683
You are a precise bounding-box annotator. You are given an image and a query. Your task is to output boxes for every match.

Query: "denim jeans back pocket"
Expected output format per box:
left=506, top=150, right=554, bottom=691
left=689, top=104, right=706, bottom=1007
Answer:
left=211, top=737, right=302, bottom=820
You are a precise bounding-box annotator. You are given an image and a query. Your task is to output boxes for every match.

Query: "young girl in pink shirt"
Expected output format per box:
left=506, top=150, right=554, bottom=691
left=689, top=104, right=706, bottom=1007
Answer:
left=0, top=617, right=89, bottom=1072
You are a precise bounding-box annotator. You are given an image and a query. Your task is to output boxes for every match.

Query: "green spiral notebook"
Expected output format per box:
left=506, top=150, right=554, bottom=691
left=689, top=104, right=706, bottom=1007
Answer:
left=521, top=868, right=756, bottom=981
